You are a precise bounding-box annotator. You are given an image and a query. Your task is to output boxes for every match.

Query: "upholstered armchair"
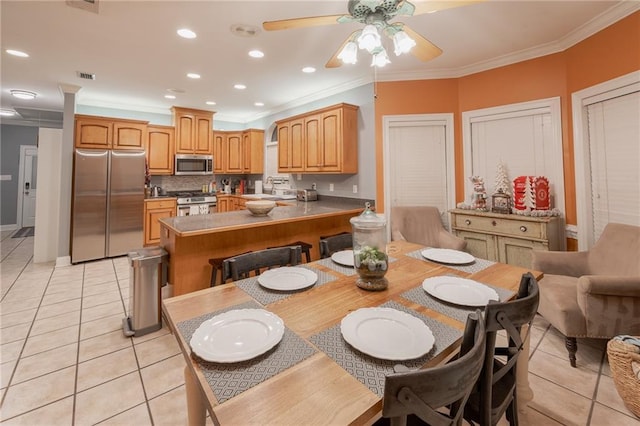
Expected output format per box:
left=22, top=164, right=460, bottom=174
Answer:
left=390, top=206, right=467, bottom=251
left=532, top=223, right=640, bottom=367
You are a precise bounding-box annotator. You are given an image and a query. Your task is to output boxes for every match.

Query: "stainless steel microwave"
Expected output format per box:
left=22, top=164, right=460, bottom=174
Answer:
left=174, top=154, right=213, bottom=175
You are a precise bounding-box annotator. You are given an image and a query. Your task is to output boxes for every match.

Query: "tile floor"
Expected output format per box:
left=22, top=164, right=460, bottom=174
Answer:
left=1, top=230, right=638, bottom=425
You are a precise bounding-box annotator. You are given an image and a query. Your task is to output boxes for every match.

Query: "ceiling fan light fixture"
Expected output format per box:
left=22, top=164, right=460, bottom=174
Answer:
left=371, top=48, right=390, bottom=68
left=393, top=30, right=416, bottom=56
left=357, top=24, right=381, bottom=53
left=338, top=41, right=358, bottom=65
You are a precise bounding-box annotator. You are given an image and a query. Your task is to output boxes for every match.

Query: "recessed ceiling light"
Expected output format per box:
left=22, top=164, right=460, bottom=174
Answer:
left=254, top=102, right=264, bottom=107
left=302, top=67, right=316, bottom=73
left=177, top=28, right=197, bottom=39
left=187, top=73, right=201, bottom=79
left=165, top=94, right=176, bottom=99
left=234, top=84, right=246, bottom=90
left=6, top=49, right=29, bottom=58
left=206, top=101, right=216, bottom=105
left=248, top=50, right=264, bottom=58
left=10, top=90, right=37, bottom=100
left=0, top=109, right=17, bottom=116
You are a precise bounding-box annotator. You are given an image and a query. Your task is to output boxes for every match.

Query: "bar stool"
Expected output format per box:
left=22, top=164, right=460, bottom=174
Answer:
left=267, top=241, right=313, bottom=263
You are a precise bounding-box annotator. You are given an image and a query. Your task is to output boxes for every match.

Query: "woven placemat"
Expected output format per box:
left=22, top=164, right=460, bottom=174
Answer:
left=177, top=300, right=317, bottom=403
left=400, top=282, right=515, bottom=323
left=315, top=255, right=399, bottom=277
left=309, top=300, right=462, bottom=397
left=235, top=266, right=337, bottom=305
left=406, top=248, right=496, bottom=273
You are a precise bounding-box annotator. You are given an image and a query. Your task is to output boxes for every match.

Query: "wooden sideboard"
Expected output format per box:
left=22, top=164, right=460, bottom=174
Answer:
left=450, top=209, right=565, bottom=269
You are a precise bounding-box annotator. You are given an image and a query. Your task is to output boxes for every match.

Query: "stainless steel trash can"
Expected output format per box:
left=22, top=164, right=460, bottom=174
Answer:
left=122, top=246, right=168, bottom=337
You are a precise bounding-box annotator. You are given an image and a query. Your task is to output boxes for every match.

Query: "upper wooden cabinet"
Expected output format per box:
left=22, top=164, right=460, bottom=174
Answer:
left=172, top=107, right=214, bottom=154
left=213, top=129, right=264, bottom=174
left=75, top=115, right=147, bottom=150
left=276, top=103, right=358, bottom=174
left=146, top=125, right=175, bottom=175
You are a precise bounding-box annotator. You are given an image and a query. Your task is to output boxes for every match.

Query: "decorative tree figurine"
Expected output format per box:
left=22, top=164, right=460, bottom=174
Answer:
left=494, top=162, right=510, bottom=196
left=523, top=176, right=535, bottom=211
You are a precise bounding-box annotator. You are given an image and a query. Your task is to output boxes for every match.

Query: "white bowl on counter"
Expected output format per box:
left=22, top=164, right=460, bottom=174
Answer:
left=246, top=200, right=276, bottom=216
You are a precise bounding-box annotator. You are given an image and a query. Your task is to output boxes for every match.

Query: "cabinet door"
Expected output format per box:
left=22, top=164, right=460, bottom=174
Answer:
left=144, top=200, right=176, bottom=246
left=497, top=236, right=548, bottom=269
left=246, top=130, right=264, bottom=174
left=217, top=197, right=229, bottom=212
left=320, top=109, right=341, bottom=171
left=455, top=230, right=498, bottom=261
left=226, top=133, right=243, bottom=173
left=305, top=114, right=322, bottom=171
left=194, top=115, right=212, bottom=154
left=278, top=122, right=291, bottom=172
left=213, top=132, right=226, bottom=173
left=113, top=122, right=146, bottom=150
left=176, top=114, right=195, bottom=153
left=75, top=117, right=112, bottom=149
left=147, top=126, right=174, bottom=175
left=289, top=119, right=305, bottom=172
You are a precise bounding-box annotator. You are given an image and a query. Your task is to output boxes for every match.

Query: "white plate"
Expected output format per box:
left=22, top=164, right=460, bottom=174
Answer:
left=340, top=307, right=435, bottom=360
left=189, top=309, right=284, bottom=363
left=421, top=248, right=475, bottom=265
left=257, top=267, right=318, bottom=291
left=422, top=276, right=499, bottom=307
left=331, top=250, right=354, bottom=267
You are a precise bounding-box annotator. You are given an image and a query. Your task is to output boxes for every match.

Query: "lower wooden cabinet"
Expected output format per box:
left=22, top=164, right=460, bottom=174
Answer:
left=144, top=198, right=176, bottom=246
left=450, top=209, right=565, bottom=269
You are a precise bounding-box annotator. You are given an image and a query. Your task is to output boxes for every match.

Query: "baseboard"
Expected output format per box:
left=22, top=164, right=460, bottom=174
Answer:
left=1, top=224, right=18, bottom=231
left=56, top=256, right=71, bottom=268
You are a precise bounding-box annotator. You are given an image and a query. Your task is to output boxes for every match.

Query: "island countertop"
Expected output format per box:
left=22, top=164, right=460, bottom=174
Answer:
left=159, top=198, right=372, bottom=237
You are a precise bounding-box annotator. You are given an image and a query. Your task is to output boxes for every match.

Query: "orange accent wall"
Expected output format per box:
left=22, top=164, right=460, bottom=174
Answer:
left=375, top=11, right=639, bottom=242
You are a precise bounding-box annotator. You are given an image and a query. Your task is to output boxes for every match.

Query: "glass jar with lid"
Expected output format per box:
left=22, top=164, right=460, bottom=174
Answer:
left=349, top=202, right=388, bottom=291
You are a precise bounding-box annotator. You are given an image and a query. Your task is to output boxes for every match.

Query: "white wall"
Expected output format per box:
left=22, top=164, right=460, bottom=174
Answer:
left=33, top=128, right=62, bottom=263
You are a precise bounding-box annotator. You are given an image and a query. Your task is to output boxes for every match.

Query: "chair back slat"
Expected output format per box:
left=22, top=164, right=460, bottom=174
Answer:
left=223, top=246, right=301, bottom=282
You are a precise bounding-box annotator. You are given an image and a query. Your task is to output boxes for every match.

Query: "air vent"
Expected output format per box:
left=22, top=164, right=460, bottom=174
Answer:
left=66, top=0, right=99, bottom=14
left=77, top=71, right=96, bottom=80
left=230, top=24, right=259, bottom=37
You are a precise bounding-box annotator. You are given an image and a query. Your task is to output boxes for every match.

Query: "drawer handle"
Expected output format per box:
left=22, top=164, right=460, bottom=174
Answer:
left=520, top=226, right=527, bottom=232
left=465, top=219, right=471, bottom=225
left=492, top=220, right=497, bottom=226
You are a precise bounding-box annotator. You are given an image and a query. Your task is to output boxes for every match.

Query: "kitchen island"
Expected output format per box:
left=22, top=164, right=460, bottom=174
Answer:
left=159, top=198, right=371, bottom=296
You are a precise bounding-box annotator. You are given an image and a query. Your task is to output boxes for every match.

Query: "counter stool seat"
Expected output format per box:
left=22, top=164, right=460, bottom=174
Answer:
left=268, top=241, right=312, bottom=263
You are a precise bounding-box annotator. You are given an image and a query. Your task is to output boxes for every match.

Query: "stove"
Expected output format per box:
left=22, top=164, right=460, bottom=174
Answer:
left=171, top=190, right=217, bottom=216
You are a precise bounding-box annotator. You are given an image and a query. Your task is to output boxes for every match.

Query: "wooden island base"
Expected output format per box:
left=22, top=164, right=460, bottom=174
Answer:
left=161, top=211, right=356, bottom=296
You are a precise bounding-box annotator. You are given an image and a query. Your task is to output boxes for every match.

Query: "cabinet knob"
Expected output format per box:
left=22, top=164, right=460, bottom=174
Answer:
left=520, top=226, right=527, bottom=232
left=465, top=219, right=471, bottom=225
left=492, top=220, right=497, bottom=226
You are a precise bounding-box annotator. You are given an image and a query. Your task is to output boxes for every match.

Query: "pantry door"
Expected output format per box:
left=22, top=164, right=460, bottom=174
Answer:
left=383, top=114, right=455, bottom=231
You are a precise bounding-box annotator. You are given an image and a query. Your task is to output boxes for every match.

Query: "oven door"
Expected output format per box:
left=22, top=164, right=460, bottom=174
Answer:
left=177, top=203, right=216, bottom=216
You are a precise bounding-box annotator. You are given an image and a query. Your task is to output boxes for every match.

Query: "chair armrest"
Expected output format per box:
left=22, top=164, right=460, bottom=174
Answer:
left=531, top=250, right=589, bottom=277
left=577, top=275, right=640, bottom=297
left=438, top=229, right=467, bottom=251
left=391, top=229, right=407, bottom=242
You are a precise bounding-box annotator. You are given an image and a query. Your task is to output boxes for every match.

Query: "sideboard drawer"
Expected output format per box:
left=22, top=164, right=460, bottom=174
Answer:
left=453, top=213, right=544, bottom=240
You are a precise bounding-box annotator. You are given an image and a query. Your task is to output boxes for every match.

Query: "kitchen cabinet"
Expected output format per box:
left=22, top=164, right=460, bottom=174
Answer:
left=277, top=118, right=305, bottom=173
left=276, top=103, right=358, bottom=174
left=75, top=115, right=147, bottom=150
left=212, top=129, right=265, bottom=174
left=172, top=107, right=214, bottom=154
left=216, top=195, right=231, bottom=212
left=144, top=198, right=176, bottom=246
left=450, top=209, right=564, bottom=269
left=146, top=125, right=174, bottom=175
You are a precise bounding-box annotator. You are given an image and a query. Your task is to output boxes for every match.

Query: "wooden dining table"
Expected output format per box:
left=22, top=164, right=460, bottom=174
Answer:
left=162, top=240, right=541, bottom=426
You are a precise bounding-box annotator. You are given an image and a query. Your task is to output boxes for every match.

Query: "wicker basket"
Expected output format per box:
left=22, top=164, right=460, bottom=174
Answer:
left=607, top=337, right=640, bottom=418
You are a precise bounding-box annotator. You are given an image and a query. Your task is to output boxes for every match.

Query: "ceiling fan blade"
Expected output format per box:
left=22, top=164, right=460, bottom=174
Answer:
left=326, top=31, right=360, bottom=68
left=410, top=0, right=484, bottom=16
left=263, top=14, right=345, bottom=31
left=402, top=25, right=443, bottom=62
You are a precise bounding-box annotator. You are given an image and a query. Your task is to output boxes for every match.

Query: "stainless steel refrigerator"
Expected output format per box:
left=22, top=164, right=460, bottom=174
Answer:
left=71, top=149, right=145, bottom=263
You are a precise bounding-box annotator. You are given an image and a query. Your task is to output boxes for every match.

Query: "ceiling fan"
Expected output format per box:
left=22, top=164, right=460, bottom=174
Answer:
left=263, top=0, right=481, bottom=68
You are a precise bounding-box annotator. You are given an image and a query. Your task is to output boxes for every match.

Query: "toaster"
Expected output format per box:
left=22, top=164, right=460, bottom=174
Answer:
left=297, top=189, right=318, bottom=201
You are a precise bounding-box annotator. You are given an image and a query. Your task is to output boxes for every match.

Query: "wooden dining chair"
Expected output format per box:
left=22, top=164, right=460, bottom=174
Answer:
left=222, top=246, right=302, bottom=282
left=319, top=232, right=352, bottom=258
left=463, top=272, right=540, bottom=426
left=380, top=310, right=486, bottom=426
